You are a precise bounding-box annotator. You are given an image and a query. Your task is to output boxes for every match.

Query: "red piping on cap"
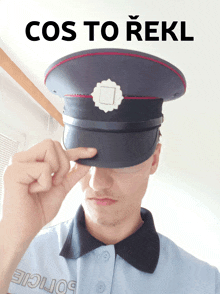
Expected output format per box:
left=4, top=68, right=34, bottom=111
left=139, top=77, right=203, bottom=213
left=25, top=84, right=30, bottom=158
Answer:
left=64, top=95, right=158, bottom=100
left=45, top=52, right=186, bottom=91
left=65, top=94, right=92, bottom=98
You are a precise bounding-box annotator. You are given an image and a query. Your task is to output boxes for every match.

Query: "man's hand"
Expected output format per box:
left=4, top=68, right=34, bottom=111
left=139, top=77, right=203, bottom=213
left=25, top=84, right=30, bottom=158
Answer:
left=0, top=139, right=96, bottom=293
left=2, top=139, right=97, bottom=240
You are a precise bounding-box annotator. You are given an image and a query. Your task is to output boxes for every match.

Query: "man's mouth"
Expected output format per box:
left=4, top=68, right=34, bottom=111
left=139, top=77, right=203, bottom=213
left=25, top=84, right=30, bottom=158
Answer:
left=90, top=198, right=117, bottom=206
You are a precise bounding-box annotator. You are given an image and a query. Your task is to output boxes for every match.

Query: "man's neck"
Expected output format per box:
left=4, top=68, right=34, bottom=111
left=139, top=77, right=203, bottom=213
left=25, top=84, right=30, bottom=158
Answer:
left=84, top=212, right=144, bottom=245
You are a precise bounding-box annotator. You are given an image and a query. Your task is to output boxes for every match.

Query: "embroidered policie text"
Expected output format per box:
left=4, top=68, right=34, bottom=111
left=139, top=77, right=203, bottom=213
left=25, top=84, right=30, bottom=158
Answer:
left=11, top=269, right=76, bottom=293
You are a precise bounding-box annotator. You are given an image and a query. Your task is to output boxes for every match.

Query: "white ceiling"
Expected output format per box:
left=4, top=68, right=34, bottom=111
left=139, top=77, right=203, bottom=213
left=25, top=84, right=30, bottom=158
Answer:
left=0, top=0, right=220, bottom=212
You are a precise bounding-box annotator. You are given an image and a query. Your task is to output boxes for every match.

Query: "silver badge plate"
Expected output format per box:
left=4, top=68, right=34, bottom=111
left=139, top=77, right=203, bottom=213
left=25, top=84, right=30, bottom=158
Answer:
left=91, top=79, right=124, bottom=113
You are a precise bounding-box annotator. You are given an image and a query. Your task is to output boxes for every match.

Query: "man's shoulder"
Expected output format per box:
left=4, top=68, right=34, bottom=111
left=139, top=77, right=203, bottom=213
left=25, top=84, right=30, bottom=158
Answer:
left=39, top=218, right=73, bottom=236
left=158, top=232, right=213, bottom=267
left=28, top=218, right=74, bottom=253
left=157, top=233, right=220, bottom=280
left=8, top=218, right=77, bottom=294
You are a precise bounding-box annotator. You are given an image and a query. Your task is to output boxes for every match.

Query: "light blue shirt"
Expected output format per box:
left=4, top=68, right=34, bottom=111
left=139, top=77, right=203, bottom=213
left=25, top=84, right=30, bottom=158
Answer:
left=8, top=206, right=220, bottom=294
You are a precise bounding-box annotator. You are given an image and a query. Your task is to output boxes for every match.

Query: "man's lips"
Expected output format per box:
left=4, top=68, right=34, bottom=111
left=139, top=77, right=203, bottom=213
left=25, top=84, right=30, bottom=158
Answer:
left=90, top=198, right=117, bottom=206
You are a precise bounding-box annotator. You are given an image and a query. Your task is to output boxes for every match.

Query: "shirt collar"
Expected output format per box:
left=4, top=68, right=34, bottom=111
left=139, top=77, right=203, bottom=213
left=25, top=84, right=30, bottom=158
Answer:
left=60, top=205, right=159, bottom=273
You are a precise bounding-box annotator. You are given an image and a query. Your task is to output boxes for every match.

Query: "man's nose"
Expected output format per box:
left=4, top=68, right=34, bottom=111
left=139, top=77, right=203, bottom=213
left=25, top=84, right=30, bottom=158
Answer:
left=89, top=167, right=113, bottom=191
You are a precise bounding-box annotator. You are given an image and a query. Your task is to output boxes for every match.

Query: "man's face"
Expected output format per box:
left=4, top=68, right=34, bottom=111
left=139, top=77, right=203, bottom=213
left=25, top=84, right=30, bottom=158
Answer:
left=79, top=144, right=161, bottom=227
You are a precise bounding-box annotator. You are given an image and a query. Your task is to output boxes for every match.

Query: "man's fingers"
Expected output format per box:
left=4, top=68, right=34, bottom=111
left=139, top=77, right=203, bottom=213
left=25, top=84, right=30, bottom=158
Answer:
left=63, top=147, right=97, bottom=192
left=28, top=166, right=53, bottom=194
left=11, top=142, right=97, bottom=189
left=66, top=147, right=97, bottom=162
left=63, top=163, right=91, bottom=193
left=52, top=142, right=71, bottom=186
left=12, top=139, right=60, bottom=173
left=4, top=162, right=53, bottom=194
left=8, top=143, right=97, bottom=195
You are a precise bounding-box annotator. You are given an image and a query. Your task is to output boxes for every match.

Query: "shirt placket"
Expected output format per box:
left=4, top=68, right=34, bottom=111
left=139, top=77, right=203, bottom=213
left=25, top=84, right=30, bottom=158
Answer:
left=76, top=245, right=115, bottom=294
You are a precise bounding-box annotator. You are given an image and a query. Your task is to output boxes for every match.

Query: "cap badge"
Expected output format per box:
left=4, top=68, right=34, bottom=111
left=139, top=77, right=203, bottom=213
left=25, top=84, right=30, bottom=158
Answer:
left=91, top=79, right=124, bottom=113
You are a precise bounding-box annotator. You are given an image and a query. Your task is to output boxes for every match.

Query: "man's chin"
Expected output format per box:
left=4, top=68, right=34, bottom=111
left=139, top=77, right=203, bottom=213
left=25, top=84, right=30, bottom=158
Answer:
left=82, top=200, right=120, bottom=227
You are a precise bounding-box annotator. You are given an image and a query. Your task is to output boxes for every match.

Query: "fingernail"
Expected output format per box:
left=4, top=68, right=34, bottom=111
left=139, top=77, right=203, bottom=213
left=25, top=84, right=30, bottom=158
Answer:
left=87, top=148, right=96, bottom=152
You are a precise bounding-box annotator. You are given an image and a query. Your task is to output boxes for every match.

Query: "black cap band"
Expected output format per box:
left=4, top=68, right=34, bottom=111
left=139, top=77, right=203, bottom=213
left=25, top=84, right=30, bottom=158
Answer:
left=63, top=115, right=164, bottom=132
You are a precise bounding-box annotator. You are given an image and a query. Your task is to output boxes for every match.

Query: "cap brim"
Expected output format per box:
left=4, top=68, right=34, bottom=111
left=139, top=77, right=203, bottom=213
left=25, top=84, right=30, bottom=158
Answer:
left=63, top=125, right=159, bottom=168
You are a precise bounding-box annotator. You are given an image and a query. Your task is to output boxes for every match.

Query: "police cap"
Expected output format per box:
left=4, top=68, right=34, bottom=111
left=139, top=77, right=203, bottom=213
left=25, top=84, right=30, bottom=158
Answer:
left=45, top=48, right=186, bottom=168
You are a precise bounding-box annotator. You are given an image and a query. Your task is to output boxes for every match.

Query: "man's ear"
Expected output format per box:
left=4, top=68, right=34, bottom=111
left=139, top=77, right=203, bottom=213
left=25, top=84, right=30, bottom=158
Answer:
left=150, top=143, right=161, bottom=175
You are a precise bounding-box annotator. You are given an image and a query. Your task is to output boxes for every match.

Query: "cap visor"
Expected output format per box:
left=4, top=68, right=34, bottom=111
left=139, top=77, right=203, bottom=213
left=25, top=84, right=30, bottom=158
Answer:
left=63, top=125, right=159, bottom=168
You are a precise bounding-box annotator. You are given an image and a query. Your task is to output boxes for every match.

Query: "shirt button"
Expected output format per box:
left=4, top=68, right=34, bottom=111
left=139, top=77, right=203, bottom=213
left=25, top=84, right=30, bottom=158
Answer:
left=96, top=281, right=106, bottom=293
left=102, top=251, right=110, bottom=262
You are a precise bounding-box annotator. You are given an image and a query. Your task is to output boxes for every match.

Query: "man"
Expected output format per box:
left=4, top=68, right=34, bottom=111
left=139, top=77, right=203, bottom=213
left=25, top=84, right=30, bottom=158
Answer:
left=1, top=49, right=220, bottom=293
